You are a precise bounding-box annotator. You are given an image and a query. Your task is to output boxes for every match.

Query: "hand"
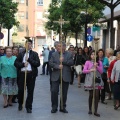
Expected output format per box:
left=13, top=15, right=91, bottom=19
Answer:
left=24, top=62, right=28, bottom=67
left=60, top=57, right=64, bottom=62
left=59, top=64, right=63, bottom=69
left=107, top=80, right=110, bottom=83
left=94, top=63, right=98, bottom=68
left=111, top=80, right=114, bottom=84
left=90, top=68, right=96, bottom=72
left=104, top=66, right=108, bottom=68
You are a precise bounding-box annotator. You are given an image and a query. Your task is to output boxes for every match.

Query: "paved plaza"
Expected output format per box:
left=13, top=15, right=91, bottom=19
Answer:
left=0, top=66, right=119, bottom=120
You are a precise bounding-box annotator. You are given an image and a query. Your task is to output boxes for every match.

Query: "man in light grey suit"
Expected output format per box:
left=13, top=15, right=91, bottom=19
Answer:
left=49, top=42, right=74, bottom=113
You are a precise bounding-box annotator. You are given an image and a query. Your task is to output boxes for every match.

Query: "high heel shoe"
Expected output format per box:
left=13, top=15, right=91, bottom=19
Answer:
left=4, top=104, right=8, bottom=108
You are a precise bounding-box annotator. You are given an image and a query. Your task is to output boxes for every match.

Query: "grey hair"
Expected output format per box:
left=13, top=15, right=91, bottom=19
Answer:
left=54, top=41, right=59, bottom=47
left=116, top=51, right=120, bottom=56
left=106, top=48, right=114, bottom=55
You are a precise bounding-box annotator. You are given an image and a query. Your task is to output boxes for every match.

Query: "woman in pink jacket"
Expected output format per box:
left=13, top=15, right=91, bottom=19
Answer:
left=83, top=50, right=103, bottom=117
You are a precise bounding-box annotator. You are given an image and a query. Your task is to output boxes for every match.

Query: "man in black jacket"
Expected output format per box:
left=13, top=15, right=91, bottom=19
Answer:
left=14, top=39, right=40, bottom=113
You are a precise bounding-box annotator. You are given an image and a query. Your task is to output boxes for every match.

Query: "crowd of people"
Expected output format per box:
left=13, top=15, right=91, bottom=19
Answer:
left=0, top=40, right=120, bottom=117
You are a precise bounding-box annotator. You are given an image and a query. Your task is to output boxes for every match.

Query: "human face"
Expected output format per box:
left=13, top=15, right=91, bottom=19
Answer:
left=26, top=42, right=32, bottom=50
left=57, top=44, right=61, bottom=52
left=106, top=50, right=110, bottom=58
left=0, top=47, right=5, bottom=54
left=91, top=52, right=95, bottom=60
left=6, top=48, right=12, bottom=57
left=84, top=47, right=88, bottom=53
left=79, top=49, right=82, bottom=54
left=69, top=47, right=74, bottom=55
left=13, top=48, right=19, bottom=56
left=98, top=51, right=103, bottom=58
left=116, top=54, right=120, bottom=60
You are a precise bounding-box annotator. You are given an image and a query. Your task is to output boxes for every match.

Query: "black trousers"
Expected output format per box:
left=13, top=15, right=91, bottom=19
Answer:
left=51, top=80, right=69, bottom=110
left=70, top=67, right=75, bottom=84
left=18, top=72, right=36, bottom=110
left=42, top=62, right=49, bottom=75
left=100, top=73, right=107, bottom=102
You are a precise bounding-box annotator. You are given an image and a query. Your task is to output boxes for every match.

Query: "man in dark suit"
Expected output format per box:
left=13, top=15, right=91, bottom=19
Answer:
left=14, top=39, right=40, bottom=113
left=49, top=42, right=74, bottom=113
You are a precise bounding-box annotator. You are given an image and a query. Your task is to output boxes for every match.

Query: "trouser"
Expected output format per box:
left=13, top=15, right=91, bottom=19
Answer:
left=18, top=72, right=36, bottom=110
left=49, top=67, right=52, bottom=90
left=51, top=79, right=69, bottom=110
left=42, top=62, right=49, bottom=75
left=100, top=73, right=107, bottom=102
left=70, top=67, right=75, bottom=84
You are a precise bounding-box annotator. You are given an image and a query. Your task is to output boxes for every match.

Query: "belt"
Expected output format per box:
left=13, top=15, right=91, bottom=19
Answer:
left=21, top=71, right=32, bottom=73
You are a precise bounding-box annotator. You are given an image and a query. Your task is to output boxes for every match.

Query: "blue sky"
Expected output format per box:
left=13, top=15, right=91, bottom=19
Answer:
left=103, top=1, right=120, bottom=15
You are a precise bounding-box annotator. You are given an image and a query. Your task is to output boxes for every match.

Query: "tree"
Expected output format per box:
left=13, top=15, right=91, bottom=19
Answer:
left=46, top=0, right=105, bottom=46
left=93, top=0, right=120, bottom=48
left=0, top=0, right=19, bottom=46
left=62, top=0, right=105, bottom=46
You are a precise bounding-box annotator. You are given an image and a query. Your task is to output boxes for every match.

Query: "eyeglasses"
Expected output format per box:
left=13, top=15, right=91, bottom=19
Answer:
left=0, top=49, right=4, bottom=50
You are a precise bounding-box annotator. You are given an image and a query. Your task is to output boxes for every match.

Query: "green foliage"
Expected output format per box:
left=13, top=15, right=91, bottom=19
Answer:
left=46, top=0, right=105, bottom=41
left=0, top=0, right=19, bottom=30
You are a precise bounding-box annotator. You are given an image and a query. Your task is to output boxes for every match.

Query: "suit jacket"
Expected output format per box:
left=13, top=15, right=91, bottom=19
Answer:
left=49, top=51, right=74, bottom=82
left=14, top=50, right=40, bottom=77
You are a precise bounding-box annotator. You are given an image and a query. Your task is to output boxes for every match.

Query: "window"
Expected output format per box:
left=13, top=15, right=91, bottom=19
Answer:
left=18, top=11, right=25, bottom=19
left=20, top=0, right=24, bottom=3
left=26, top=0, right=28, bottom=6
left=37, top=0, right=43, bottom=6
left=17, top=24, right=24, bottom=32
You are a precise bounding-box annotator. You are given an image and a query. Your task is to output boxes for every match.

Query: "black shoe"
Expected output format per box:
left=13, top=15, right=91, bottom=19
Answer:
left=88, top=111, right=92, bottom=114
left=26, top=108, right=32, bottom=113
left=94, top=113, right=100, bottom=117
left=3, top=104, right=8, bottom=108
left=12, top=100, right=17, bottom=103
left=51, top=109, right=57, bottom=113
left=59, top=109, right=68, bottom=113
left=18, top=105, right=22, bottom=111
left=101, top=101, right=107, bottom=104
left=114, top=105, right=120, bottom=110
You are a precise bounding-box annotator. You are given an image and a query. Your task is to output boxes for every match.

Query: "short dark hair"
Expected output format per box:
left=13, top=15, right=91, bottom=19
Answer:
left=26, top=39, right=32, bottom=44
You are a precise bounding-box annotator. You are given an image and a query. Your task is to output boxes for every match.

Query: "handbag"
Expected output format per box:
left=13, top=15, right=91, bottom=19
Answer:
left=95, top=76, right=101, bottom=83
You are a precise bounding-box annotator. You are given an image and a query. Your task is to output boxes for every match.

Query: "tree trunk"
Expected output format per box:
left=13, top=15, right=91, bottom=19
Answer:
left=75, top=32, right=78, bottom=47
left=84, top=19, right=87, bottom=47
left=8, top=29, right=10, bottom=46
left=110, top=8, right=115, bottom=49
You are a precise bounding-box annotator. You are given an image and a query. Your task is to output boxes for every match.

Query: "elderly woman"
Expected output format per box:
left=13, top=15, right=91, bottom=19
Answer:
left=106, top=48, right=116, bottom=100
left=111, top=52, right=120, bottom=110
left=0, top=47, right=18, bottom=108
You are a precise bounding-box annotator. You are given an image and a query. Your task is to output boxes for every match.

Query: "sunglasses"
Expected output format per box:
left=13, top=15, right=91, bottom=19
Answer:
left=1, top=49, right=4, bottom=50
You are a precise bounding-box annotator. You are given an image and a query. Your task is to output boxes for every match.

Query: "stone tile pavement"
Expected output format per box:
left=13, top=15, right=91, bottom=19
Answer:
left=0, top=67, right=119, bottom=120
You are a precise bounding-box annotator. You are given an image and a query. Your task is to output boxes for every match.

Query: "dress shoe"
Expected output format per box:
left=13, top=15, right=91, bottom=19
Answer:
left=101, top=101, right=107, bottom=104
left=18, top=105, right=22, bottom=111
left=88, top=111, right=92, bottom=114
left=59, top=109, right=68, bottom=113
left=26, top=108, right=32, bottom=113
left=94, top=113, right=100, bottom=117
left=51, top=109, right=57, bottom=113
left=12, top=100, right=17, bottom=103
